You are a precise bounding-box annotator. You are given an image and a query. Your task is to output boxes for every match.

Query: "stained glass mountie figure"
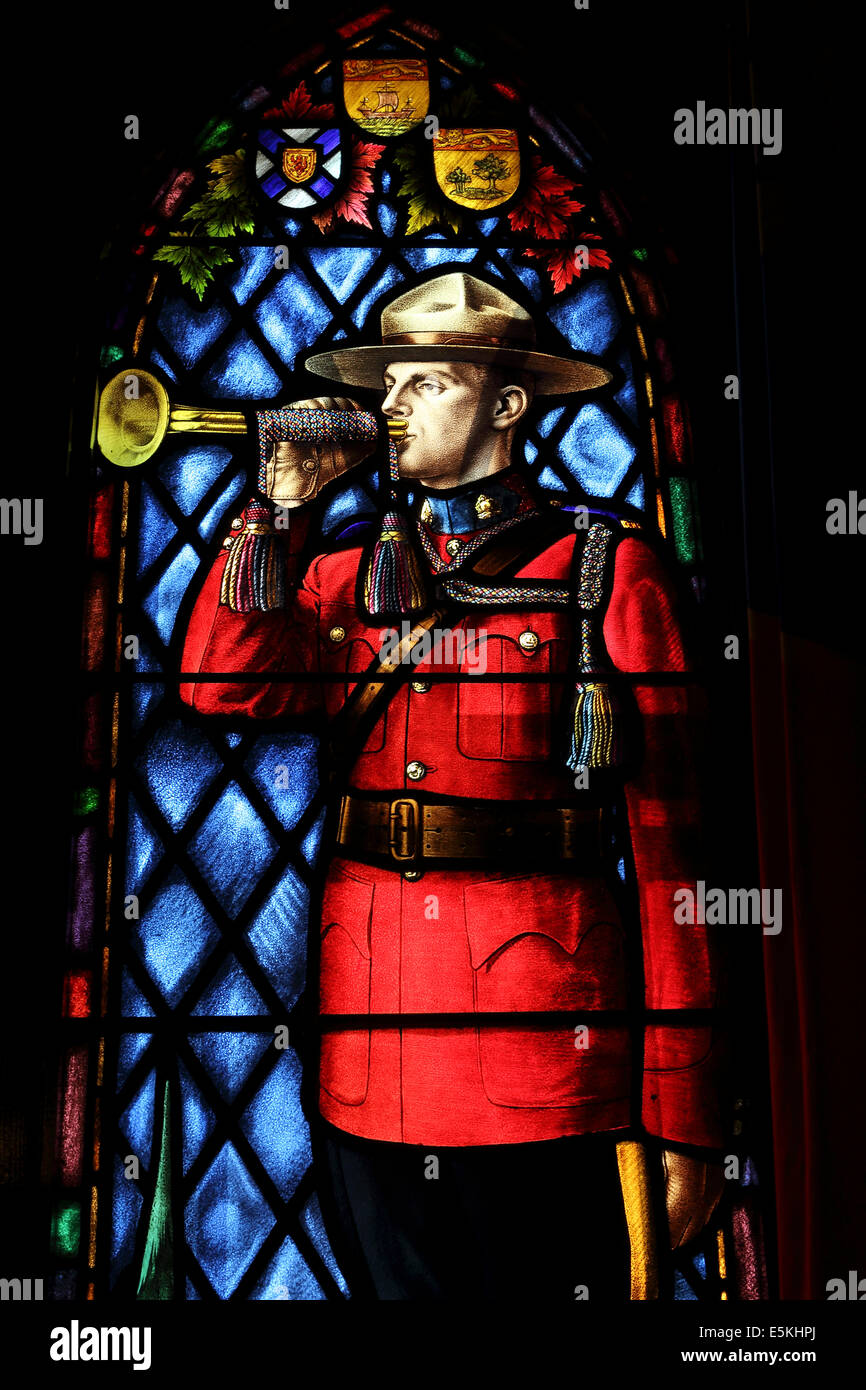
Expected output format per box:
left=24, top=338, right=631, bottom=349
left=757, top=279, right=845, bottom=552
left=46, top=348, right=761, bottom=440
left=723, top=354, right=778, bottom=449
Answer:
left=52, top=10, right=757, bottom=1304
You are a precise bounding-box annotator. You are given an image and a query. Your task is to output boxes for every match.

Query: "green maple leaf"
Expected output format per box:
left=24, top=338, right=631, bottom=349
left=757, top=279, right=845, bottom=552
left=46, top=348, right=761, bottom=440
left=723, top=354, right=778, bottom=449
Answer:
left=207, top=150, right=249, bottom=200
left=153, top=239, right=234, bottom=299
left=393, top=143, right=464, bottom=236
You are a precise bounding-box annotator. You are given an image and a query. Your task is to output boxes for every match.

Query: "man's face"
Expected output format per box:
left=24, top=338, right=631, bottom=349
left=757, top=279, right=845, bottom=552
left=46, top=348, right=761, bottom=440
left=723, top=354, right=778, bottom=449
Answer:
left=380, top=359, right=508, bottom=484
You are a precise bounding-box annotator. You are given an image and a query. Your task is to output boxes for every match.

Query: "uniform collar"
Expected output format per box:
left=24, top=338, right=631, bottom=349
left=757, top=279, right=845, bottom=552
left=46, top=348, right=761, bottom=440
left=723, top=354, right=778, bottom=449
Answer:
left=410, top=466, right=537, bottom=536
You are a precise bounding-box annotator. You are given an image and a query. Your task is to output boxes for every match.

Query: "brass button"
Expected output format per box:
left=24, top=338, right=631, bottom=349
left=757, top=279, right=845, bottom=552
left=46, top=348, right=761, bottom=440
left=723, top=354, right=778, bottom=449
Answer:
left=445, top=538, right=462, bottom=557
left=328, top=625, right=346, bottom=643
left=230, top=517, right=243, bottom=529
left=406, top=761, right=426, bottom=781
left=411, top=681, right=431, bottom=694
left=222, top=536, right=234, bottom=549
left=302, top=457, right=318, bottom=473
left=403, top=870, right=423, bottom=882
left=518, top=630, right=539, bottom=653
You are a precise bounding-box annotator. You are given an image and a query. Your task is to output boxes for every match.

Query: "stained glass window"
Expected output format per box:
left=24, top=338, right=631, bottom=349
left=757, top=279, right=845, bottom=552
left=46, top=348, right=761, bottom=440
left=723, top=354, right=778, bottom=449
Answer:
left=49, top=9, right=760, bottom=1304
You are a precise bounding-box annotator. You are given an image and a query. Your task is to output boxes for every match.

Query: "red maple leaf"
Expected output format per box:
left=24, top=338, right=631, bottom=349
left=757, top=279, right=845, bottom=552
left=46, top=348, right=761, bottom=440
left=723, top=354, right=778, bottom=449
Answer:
left=313, top=137, right=386, bottom=233
left=262, top=81, right=335, bottom=123
left=508, top=155, right=585, bottom=240
left=524, top=237, right=613, bottom=293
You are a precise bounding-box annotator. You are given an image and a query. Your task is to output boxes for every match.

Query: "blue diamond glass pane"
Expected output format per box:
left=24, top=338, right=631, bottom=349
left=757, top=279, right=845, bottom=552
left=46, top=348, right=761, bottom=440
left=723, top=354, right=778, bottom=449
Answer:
left=240, top=1050, right=310, bottom=1199
left=136, top=720, right=223, bottom=832
left=246, top=866, right=309, bottom=1008
left=308, top=247, right=379, bottom=303
left=188, top=783, right=279, bottom=916
left=200, top=332, right=284, bottom=398
left=187, top=1142, right=272, bottom=1299
left=142, top=543, right=201, bottom=644
left=131, top=682, right=163, bottom=733
left=559, top=403, right=637, bottom=496
left=158, top=442, right=235, bottom=517
left=191, top=955, right=268, bottom=1017
left=177, top=1059, right=216, bottom=1176
left=156, top=297, right=232, bottom=371
left=120, top=970, right=155, bottom=1018
left=119, top=1069, right=156, bottom=1159
left=245, top=733, right=318, bottom=829
left=132, top=867, right=221, bottom=1005
left=548, top=278, right=621, bottom=357
left=625, top=475, right=645, bottom=509
left=255, top=266, right=331, bottom=365
left=126, top=795, right=164, bottom=896
left=537, top=465, right=568, bottom=492
left=111, top=1154, right=143, bottom=1286
left=351, top=264, right=405, bottom=329
left=199, top=473, right=246, bottom=541
left=301, top=1193, right=350, bottom=1295
left=150, top=349, right=176, bottom=381
left=228, top=246, right=277, bottom=306
left=538, top=407, right=565, bottom=438
left=188, top=1032, right=273, bottom=1103
left=137, top=487, right=174, bottom=576
left=117, top=1032, right=153, bottom=1089
left=251, top=1238, right=325, bottom=1301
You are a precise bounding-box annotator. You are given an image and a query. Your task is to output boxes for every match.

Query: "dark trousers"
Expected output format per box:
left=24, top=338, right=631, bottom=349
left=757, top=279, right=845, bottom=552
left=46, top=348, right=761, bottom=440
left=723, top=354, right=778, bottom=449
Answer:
left=318, top=1122, right=632, bottom=1300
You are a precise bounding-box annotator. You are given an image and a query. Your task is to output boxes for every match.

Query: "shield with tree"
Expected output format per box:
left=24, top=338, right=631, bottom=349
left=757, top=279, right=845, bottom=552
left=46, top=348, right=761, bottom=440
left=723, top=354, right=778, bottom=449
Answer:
left=472, top=152, right=509, bottom=194
left=445, top=166, right=470, bottom=197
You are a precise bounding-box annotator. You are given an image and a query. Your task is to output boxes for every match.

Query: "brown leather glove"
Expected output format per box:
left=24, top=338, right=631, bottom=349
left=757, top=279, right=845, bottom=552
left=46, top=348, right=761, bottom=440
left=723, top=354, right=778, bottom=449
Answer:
left=662, top=1149, right=725, bottom=1250
left=263, top=396, right=377, bottom=508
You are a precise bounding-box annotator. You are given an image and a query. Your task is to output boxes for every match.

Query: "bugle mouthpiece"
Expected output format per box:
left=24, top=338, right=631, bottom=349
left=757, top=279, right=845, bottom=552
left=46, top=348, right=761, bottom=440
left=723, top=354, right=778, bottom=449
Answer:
left=387, top=419, right=409, bottom=440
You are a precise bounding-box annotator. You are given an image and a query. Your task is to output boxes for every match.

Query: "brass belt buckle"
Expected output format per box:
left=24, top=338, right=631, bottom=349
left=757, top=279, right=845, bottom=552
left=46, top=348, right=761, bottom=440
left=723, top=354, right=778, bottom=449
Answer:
left=389, top=798, right=420, bottom=863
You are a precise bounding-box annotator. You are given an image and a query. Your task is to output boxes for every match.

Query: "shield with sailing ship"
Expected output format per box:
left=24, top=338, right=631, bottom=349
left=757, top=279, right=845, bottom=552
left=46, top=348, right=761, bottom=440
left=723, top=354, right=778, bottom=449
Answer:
left=433, top=129, right=521, bottom=210
left=343, top=58, right=429, bottom=137
left=253, top=125, right=344, bottom=211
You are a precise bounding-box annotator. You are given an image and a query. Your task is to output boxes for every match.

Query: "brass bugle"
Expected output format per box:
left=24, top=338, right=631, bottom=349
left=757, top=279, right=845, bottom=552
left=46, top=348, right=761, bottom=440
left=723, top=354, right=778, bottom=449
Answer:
left=96, top=368, right=247, bottom=468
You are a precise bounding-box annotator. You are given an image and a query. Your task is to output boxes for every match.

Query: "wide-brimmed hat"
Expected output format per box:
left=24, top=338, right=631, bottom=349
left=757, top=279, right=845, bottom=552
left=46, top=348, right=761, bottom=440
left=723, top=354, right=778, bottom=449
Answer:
left=305, top=271, right=611, bottom=395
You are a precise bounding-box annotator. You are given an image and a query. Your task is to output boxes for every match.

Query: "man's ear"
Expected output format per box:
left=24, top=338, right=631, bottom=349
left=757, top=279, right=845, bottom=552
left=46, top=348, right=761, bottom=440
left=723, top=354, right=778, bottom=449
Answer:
left=490, top=384, right=530, bottom=431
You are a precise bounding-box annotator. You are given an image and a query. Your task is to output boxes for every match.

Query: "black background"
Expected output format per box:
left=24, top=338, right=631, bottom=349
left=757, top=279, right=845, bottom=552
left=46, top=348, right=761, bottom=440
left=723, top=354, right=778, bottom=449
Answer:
left=2, top=0, right=860, bottom=1352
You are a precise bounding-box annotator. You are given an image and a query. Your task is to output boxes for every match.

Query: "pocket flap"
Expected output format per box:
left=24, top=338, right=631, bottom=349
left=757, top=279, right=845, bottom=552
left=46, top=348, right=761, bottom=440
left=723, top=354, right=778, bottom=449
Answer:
left=320, top=861, right=374, bottom=959
left=463, top=873, right=618, bottom=969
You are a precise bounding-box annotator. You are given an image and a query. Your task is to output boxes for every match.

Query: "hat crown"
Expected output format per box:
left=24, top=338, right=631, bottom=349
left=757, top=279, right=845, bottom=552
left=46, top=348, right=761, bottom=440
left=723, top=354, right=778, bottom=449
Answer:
left=380, top=272, right=535, bottom=345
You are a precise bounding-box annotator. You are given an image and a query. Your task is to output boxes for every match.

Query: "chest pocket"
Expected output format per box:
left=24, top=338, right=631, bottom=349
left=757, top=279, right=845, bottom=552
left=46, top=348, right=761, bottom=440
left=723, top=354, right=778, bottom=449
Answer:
left=456, top=612, right=569, bottom=761
left=319, top=602, right=387, bottom=752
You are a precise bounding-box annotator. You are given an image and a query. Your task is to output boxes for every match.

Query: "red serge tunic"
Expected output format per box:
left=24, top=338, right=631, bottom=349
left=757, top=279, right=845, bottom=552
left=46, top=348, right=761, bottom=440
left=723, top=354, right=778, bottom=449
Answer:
left=180, top=470, right=725, bottom=1149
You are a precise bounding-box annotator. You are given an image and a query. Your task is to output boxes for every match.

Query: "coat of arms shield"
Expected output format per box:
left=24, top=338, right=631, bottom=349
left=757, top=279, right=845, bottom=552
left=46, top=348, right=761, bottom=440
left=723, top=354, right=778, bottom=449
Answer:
left=343, top=58, right=429, bottom=136
left=282, top=146, right=317, bottom=184
left=253, top=126, right=343, bottom=210
left=434, top=129, right=521, bottom=210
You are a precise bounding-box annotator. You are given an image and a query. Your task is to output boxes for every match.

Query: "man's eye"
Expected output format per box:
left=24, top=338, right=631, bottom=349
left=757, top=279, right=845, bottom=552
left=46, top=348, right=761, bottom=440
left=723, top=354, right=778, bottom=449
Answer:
left=419, top=381, right=443, bottom=393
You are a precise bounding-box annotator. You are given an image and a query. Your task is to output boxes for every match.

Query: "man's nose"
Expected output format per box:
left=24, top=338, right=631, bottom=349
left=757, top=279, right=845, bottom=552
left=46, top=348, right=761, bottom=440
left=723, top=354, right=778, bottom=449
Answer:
left=382, top=384, right=410, bottom=417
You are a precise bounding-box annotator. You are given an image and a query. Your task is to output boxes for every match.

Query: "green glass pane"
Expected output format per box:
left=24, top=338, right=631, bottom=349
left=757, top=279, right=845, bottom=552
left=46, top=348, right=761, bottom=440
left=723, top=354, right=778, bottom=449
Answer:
left=51, top=1201, right=81, bottom=1258
left=669, top=475, right=697, bottom=566
left=73, top=787, right=100, bottom=817
left=196, top=117, right=236, bottom=155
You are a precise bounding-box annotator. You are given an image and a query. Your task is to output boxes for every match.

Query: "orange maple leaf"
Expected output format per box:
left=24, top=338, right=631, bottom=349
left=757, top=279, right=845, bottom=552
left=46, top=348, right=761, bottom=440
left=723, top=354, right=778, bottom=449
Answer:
left=313, top=137, right=386, bottom=233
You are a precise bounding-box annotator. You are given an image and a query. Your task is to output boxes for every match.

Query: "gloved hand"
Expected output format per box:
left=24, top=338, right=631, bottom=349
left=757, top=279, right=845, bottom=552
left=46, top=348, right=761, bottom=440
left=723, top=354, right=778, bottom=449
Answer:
left=264, top=396, right=377, bottom=507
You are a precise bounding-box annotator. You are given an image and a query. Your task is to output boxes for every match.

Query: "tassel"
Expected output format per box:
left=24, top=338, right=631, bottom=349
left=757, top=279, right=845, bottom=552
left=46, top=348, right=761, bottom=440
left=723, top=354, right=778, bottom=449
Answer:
left=364, top=510, right=428, bottom=616
left=363, top=428, right=428, bottom=617
left=220, top=504, right=285, bottom=613
left=566, top=680, right=625, bottom=771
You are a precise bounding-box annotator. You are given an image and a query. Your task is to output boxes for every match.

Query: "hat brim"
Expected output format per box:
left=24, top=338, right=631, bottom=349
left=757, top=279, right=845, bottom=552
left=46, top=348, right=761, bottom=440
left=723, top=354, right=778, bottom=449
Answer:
left=304, top=344, right=611, bottom=395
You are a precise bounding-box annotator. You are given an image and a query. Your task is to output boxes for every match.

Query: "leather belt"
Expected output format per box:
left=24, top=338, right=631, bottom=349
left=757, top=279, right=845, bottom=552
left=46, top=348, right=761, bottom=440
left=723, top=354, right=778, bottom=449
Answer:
left=336, top=792, right=604, bottom=875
